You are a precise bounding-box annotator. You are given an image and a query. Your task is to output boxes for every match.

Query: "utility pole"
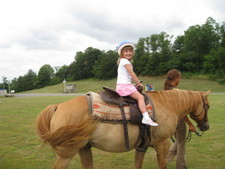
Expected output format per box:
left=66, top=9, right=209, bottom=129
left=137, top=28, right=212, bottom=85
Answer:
left=63, top=79, right=67, bottom=93
left=7, top=80, right=11, bottom=94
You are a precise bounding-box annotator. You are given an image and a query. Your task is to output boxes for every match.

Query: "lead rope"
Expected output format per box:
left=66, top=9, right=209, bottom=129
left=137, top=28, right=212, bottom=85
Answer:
left=186, top=130, right=203, bottom=142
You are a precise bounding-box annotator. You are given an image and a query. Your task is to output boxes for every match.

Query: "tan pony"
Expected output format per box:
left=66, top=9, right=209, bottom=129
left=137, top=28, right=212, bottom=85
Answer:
left=36, top=89, right=210, bottom=169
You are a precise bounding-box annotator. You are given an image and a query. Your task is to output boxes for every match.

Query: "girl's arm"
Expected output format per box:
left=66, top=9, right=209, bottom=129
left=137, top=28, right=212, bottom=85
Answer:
left=125, top=64, right=143, bottom=86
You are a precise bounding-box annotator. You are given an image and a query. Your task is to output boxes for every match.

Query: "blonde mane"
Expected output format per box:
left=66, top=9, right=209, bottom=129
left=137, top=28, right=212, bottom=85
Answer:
left=147, top=89, right=201, bottom=113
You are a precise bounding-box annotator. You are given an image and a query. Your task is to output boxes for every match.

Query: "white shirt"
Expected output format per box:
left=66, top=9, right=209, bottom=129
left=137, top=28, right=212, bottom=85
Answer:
left=117, top=58, right=132, bottom=84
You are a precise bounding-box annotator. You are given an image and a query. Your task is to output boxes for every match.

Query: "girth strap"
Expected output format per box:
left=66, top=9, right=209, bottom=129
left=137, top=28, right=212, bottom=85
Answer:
left=136, top=124, right=151, bottom=152
left=119, top=103, right=130, bottom=151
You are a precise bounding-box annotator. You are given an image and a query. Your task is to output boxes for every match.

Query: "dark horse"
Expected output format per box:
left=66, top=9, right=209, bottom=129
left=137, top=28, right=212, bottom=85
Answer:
left=36, top=89, right=210, bottom=169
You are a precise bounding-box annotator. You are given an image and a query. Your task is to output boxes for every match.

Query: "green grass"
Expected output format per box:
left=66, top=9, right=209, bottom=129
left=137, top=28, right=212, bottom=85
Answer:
left=0, top=94, right=225, bottom=168
left=1, top=78, right=225, bottom=168
left=0, top=96, right=76, bottom=169
left=20, top=77, right=225, bottom=94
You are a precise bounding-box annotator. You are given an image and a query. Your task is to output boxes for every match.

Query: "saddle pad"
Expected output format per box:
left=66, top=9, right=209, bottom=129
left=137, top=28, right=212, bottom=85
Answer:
left=87, top=92, right=153, bottom=121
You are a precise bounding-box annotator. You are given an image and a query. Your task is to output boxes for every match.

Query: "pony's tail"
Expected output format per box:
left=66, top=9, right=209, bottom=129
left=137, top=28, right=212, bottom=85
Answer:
left=36, top=104, right=98, bottom=155
left=36, top=104, right=58, bottom=144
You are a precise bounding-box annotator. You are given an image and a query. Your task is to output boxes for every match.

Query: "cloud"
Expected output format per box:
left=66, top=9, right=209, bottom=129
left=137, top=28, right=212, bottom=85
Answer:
left=0, top=0, right=224, bottom=83
left=18, top=31, right=57, bottom=50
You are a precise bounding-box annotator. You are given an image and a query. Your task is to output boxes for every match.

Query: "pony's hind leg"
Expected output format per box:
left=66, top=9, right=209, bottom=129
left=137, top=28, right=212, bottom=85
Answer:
left=52, top=146, right=79, bottom=169
left=53, top=155, right=74, bottom=169
left=79, top=146, right=94, bottom=169
left=134, top=150, right=146, bottom=169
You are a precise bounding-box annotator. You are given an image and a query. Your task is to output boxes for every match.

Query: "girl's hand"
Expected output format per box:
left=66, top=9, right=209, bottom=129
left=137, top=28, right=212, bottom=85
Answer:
left=135, top=80, right=143, bottom=87
left=135, top=83, right=144, bottom=93
left=136, top=83, right=143, bottom=87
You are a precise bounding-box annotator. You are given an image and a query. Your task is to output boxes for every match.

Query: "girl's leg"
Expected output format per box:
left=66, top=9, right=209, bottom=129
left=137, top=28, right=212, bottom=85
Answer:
left=130, top=91, right=146, bottom=112
left=130, top=91, right=158, bottom=126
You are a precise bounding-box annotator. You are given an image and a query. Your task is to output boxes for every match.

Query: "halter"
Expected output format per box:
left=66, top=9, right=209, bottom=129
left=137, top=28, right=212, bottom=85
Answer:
left=188, top=94, right=210, bottom=138
left=190, top=94, right=209, bottom=122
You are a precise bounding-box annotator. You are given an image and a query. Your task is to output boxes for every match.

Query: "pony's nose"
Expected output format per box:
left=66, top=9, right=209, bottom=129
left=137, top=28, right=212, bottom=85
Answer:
left=199, top=123, right=209, bottom=131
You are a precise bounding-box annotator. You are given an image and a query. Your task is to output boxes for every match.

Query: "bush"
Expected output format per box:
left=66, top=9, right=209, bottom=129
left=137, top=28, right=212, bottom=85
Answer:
left=217, top=78, right=225, bottom=85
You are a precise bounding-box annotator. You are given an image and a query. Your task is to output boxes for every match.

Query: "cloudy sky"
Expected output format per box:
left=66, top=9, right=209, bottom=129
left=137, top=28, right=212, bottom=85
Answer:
left=0, top=0, right=224, bottom=83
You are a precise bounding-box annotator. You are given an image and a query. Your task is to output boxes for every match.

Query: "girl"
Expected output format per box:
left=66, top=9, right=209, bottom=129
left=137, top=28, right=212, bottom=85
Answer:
left=165, top=69, right=196, bottom=169
left=164, top=69, right=181, bottom=90
left=116, top=41, right=158, bottom=126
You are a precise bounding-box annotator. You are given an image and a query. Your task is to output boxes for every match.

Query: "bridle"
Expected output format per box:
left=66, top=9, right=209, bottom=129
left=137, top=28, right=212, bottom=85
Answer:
left=190, top=94, right=210, bottom=125
left=186, top=94, right=210, bottom=141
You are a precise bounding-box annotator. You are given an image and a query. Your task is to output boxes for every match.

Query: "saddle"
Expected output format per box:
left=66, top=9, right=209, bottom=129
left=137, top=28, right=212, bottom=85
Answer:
left=99, top=86, right=154, bottom=152
left=99, top=86, right=152, bottom=123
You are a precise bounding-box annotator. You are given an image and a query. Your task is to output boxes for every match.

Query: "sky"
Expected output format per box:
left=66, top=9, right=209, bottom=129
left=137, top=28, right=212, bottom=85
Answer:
left=0, top=0, right=224, bottom=83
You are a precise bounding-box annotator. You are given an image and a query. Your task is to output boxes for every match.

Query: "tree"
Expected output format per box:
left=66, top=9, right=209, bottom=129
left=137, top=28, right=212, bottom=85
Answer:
left=37, top=64, right=54, bottom=88
left=133, top=38, right=149, bottom=75
left=142, top=32, right=173, bottom=75
left=0, top=77, right=7, bottom=89
left=23, top=69, right=37, bottom=90
left=93, top=50, right=117, bottom=79
left=181, top=17, right=221, bottom=72
left=14, top=76, right=26, bottom=92
left=219, top=22, right=225, bottom=47
left=172, top=35, right=185, bottom=54
left=133, top=33, right=173, bottom=76
left=54, top=65, right=69, bottom=83
left=203, top=47, right=225, bottom=77
left=71, top=47, right=102, bottom=80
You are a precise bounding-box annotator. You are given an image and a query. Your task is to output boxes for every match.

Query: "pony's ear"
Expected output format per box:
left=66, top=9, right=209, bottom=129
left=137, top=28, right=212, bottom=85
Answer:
left=203, top=90, right=211, bottom=97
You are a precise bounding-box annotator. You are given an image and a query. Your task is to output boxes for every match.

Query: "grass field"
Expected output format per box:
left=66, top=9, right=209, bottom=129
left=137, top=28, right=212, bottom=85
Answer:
left=1, top=78, right=225, bottom=169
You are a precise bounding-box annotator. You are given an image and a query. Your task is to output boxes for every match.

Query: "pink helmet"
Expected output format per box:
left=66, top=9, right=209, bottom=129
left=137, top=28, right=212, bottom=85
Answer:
left=117, top=41, right=134, bottom=56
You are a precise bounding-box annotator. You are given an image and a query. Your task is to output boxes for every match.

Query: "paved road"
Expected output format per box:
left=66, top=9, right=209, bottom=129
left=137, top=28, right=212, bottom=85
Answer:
left=8, top=93, right=85, bottom=97
left=210, top=93, right=225, bottom=95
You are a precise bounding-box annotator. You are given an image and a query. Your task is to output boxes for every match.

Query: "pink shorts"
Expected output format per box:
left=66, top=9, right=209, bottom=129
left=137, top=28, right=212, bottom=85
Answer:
left=116, top=84, right=137, bottom=96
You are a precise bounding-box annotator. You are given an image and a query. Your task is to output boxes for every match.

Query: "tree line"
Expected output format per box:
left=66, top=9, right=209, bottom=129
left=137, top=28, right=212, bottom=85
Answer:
left=1, top=17, right=225, bottom=93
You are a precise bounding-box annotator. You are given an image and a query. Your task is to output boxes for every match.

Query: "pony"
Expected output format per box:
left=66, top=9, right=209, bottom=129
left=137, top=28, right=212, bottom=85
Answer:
left=36, top=89, right=210, bottom=169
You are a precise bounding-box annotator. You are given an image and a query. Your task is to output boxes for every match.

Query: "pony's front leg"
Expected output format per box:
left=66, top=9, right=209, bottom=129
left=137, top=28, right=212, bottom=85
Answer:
left=79, top=146, right=94, bottom=169
left=134, top=150, right=146, bottom=169
left=154, top=140, right=170, bottom=169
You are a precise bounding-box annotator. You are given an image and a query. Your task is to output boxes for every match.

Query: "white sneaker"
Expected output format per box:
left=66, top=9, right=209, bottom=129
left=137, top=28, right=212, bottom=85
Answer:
left=142, top=118, right=158, bottom=126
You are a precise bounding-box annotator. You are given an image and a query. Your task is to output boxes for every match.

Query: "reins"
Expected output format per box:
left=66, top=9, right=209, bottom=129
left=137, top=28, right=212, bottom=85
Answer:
left=186, top=130, right=203, bottom=142
left=175, top=94, right=208, bottom=143
left=171, top=130, right=203, bottom=143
